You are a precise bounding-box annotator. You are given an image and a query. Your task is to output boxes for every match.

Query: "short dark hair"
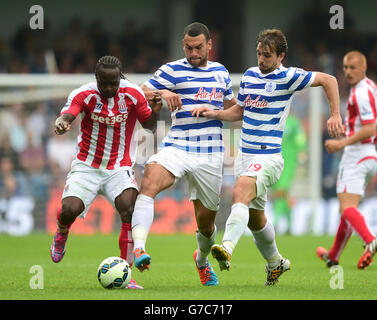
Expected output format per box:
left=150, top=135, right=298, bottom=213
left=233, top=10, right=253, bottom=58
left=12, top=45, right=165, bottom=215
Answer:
left=183, top=22, right=210, bottom=41
left=257, top=29, right=288, bottom=57
left=95, top=55, right=125, bottom=79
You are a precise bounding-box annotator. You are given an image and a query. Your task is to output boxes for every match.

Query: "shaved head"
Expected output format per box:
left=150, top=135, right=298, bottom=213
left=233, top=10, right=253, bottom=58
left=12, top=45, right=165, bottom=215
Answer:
left=343, top=51, right=367, bottom=69
left=343, top=50, right=367, bottom=86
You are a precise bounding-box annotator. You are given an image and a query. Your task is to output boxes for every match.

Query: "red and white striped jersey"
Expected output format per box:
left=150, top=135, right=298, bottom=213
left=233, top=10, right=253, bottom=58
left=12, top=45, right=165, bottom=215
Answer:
left=60, top=79, right=152, bottom=169
left=345, top=77, right=377, bottom=147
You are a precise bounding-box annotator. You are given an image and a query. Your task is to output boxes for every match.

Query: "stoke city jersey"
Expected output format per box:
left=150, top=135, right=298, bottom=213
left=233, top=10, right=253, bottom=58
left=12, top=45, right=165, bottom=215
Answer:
left=237, top=65, right=316, bottom=155
left=60, top=79, right=152, bottom=169
left=144, top=58, right=234, bottom=153
left=344, top=77, right=377, bottom=151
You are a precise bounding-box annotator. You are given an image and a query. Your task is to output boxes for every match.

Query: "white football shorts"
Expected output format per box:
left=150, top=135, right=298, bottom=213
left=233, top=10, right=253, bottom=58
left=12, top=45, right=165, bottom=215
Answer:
left=336, top=148, right=377, bottom=197
left=62, top=159, right=138, bottom=218
left=147, top=146, right=223, bottom=211
left=234, top=152, right=284, bottom=210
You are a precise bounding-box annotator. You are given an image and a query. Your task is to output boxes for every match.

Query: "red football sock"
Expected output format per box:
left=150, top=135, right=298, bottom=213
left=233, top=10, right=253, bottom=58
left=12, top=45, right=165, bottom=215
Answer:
left=342, top=207, right=375, bottom=244
left=328, top=216, right=353, bottom=262
left=119, top=222, right=134, bottom=267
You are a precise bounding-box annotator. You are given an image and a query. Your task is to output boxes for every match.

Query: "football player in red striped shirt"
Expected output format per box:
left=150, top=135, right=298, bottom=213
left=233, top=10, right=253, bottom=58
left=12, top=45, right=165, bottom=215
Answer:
left=317, top=51, right=377, bottom=269
left=50, top=56, right=161, bottom=289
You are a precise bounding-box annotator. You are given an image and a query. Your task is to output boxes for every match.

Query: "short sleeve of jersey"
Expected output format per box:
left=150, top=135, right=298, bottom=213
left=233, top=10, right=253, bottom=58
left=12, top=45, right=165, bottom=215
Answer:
left=236, top=74, right=247, bottom=107
left=223, top=72, right=234, bottom=101
left=130, top=86, right=152, bottom=123
left=355, top=87, right=376, bottom=124
left=144, top=64, right=176, bottom=91
left=288, top=67, right=316, bottom=92
left=60, top=87, right=85, bottom=116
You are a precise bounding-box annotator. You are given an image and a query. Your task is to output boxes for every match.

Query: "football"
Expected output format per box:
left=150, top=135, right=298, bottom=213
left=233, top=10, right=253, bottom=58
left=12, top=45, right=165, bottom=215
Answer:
left=97, top=257, right=131, bottom=289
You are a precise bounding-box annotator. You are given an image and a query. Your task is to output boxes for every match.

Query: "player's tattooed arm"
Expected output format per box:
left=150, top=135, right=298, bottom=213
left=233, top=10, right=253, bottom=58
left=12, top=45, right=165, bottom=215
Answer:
left=54, top=113, right=75, bottom=135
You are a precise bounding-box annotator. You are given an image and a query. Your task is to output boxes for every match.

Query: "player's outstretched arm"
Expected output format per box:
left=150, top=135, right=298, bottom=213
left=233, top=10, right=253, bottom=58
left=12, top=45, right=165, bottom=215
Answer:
left=142, top=85, right=182, bottom=113
left=140, top=85, right=162, bottom=133
left=191, top=103, right=243, bottom=121
left=54, top=113, right=75, bottom=135
left=311, top=72, right=344, bottom=138
left=141, top=85, right=162, bottom=113
left=325, top=122, right=376, bottom=154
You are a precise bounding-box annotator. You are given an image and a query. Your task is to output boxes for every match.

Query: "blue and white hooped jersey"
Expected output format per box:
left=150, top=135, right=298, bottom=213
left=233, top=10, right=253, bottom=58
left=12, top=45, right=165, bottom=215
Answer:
left=237, top=65, right=316, bottom=155
left=145, top=58, right=234, bottom=153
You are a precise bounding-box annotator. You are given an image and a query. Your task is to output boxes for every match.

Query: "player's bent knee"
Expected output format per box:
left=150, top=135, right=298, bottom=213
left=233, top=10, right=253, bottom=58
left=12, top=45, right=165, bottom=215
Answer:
left=118, top=205, right=135, bottom=223
left=232, top=193, right=248, bottom=205
left=61, top=200, right=84, bottom=221
left=232, top=182, right=256, bottom=205
left=115, top=190, right=137, bottom=212
left=139, top=178, right=160, bottom=197
left=197, top=225, right=215, bottom=238
left=140, top=173, right=174, bottom=198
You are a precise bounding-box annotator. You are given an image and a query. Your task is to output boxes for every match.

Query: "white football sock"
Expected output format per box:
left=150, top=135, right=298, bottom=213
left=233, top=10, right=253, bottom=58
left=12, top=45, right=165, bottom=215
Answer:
left=222, top=203, right=249, bottom=255
left=196, top=226, right=217, bottom=268
left=251, top=220, right=281, bottom=268
left=131, top=194, right=154, bottom=250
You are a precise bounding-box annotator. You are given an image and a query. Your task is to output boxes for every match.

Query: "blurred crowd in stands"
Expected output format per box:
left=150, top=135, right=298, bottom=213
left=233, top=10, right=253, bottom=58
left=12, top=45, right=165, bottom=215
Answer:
left=0, top=17, right=168, bottom=74
left=1, top=5, right=377, bottom=229
left=0, top=102, right=71, bottom=219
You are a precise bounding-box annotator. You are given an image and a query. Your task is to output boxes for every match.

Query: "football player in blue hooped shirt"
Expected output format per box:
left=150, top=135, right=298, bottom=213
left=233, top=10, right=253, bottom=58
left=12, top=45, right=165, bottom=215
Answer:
left=192, top=28, right=344, bottom=286
left=131, top=22, right=237, bottom=286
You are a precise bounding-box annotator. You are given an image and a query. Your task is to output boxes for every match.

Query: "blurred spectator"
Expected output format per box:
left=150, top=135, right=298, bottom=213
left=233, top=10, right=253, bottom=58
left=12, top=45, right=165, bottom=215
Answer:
left=28, top=48, right=48, bottom=73
left=119, top=19, right=139, bottom=63
left=367, top=43, right=377, bottom=82
left=26, top=103, right=49, bottom=146
left=315, top=41, right=336, bottom=75
left=9, top=108, right=29, bottom=153
left=0, top=156, right=30, bottom=199
left=0, top=37, right=10, bottom=72
left=0, top=104, right=30, bottom=153
left=88, top=19, right=109, bottom=58
left=19, top=131, right=48, bottom=200
left=46, top=129, right=77, bottom=177
left=0, top=104, right=20, bottom=138
left=0, top=133, right=20, bottom=171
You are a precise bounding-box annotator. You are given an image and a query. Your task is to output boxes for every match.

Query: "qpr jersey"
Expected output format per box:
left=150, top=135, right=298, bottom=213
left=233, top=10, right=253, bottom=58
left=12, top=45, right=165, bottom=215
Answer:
left=344, top=77, right=377, bottom=151
left=237, top=65, right=316, bottom=154
left=144, top=58, right=234, bottom=153
left=60, top=79, right=152, bottom=169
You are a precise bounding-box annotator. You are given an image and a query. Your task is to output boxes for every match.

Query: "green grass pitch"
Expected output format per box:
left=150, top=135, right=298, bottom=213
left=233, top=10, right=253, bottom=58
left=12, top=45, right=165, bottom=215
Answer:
left=0, top=232, right=376, bottom=301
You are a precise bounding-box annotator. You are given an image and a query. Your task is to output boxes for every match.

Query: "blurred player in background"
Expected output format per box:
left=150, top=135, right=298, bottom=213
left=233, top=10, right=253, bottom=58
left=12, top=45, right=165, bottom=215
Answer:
left=192, top=28, right=343, bottom=285
left=50, top=55, right=161, bottom=289
left=317, top=51, right=377, bottom=269
left=131, top=22, right=237, bottom=286
left=271, top=114, right=307, bottom=234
